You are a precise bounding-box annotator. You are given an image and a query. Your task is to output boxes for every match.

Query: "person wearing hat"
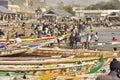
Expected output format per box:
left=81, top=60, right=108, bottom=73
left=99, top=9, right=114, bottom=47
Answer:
left=96, top=58, right=120, bottom=80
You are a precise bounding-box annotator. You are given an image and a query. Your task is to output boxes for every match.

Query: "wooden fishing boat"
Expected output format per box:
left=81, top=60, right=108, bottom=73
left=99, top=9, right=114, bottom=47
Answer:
left=0, top=48, right=28, bottom=57
left=25, top=33, right=69, bottom=54
left=0, top=36, right=56, bottom=43
left=0, top=56, right=109, bottom=80
left=0, top=56, right=102, bottom=75
left=0, top=37, right=50, bottom=56
left=0, top=38, right=51, bottom=56
left=0, top=56, right=99, bottom=65
left=89, top=42, right=120, bottom=51
left=0, top=44, right=28, bottom=57
left=0, top=57, right=61, bottom=61
left=30, top=47, right=117, bottom=57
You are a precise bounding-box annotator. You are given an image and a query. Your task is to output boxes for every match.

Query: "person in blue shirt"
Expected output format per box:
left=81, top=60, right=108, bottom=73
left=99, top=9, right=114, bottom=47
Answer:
left=37, top=31, right=43, bottom=38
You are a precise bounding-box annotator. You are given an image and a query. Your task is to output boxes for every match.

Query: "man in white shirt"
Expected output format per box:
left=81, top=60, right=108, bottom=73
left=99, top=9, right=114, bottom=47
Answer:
left=14, top=35, right=22, bottom=48
left=14, top=36, right=22, bottom=43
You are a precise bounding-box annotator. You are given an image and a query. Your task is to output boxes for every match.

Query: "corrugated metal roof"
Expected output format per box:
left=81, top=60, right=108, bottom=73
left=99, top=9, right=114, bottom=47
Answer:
left=0, top=6, right=14, bottom=13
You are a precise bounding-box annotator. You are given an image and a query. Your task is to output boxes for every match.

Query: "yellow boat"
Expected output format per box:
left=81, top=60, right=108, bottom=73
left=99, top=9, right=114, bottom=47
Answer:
left=0, top=36, right=56, bottom=43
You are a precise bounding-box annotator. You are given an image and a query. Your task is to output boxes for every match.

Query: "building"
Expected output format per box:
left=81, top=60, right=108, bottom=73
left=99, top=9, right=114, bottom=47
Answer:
left=9, top=0, right=46, bottom=11
left=0, top=0, right=14, bottom=21
left=72, top=5, right=86, bottom=11
left=44, top=9, right=72, bottom=19
left=75, top=10, right=120, bottom=18
left=0, top=6, right=14, bottom=20
left=0, top=0, right=8, bottom=8
left=8, top=5, right=20, bottom=13
left=8, top=0, right=47, bottom=19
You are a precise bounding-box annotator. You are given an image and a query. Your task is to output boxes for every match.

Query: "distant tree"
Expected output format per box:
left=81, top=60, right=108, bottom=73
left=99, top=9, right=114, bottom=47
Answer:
left=63, top=5, right=75, bottom=16
left=35, top=7, right=42, bottom=19
left=85, top=0, right=120, bottom=10
left=111, top=0, right=120, bottom=9
left=35, top=7, right=42, bottom=13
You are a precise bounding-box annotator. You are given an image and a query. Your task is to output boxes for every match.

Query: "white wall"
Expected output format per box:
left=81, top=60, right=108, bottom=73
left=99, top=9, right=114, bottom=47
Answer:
left=75, top=10, right=120, bottom=17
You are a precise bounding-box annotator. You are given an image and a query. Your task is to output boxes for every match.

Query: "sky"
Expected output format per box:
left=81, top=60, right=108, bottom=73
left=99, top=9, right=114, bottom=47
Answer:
left=46, top=0, right=110, bottom=6
left=6, top=0, right=110, bottom=6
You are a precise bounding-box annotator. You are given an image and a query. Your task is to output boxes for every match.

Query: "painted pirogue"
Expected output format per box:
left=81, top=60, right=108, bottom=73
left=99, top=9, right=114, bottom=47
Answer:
left=0, top=56, right=110, bottom=80
left=0, top=35, right=60, bottom=56
left=0, top=37, right=56, bottom=43
left=30, top=47, right=117, bottom=57
left=0, top=44, right=28, bottom=57
left=0, top=33, right=69, bottom=56
left=0, top=56, right=104, bottom=72
left=0, top=48, right=27, bottom=57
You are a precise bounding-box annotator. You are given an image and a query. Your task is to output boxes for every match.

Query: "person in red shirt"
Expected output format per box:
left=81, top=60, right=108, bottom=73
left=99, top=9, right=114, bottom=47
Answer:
left=112, top=37, right=118, bottom=42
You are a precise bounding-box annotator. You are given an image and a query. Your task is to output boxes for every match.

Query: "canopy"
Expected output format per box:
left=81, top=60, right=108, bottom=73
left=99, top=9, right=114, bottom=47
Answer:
left=0, top=6, right=14, bottom=13
left=46, top=9, right=72, bottom=17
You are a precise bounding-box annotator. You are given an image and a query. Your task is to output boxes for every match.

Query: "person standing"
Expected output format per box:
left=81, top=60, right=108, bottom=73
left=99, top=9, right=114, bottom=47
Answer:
left=95, top=32, right=99, bottom=42
left=14, top=35, right=22, bottom=48
left=57, top=31, right=61, bottom=48
left=74, top=33, right=81, bottom=49
left=69, top=33, right=75, bottom=48
left=0, top=29, right=4, bottom=39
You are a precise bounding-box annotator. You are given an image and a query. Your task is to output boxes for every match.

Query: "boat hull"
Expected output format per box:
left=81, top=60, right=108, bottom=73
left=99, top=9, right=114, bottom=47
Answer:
left=0, top=48, right=27, bottom=57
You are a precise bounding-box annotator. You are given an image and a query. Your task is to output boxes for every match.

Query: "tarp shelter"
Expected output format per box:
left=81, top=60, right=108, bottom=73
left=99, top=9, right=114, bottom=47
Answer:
left=0, top=6, right=14, bottom=14
left=46, top=9, right=72, bottom=17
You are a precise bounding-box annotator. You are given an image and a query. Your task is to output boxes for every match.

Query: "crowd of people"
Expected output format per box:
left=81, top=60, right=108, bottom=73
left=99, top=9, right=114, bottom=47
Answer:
left=28, top=18, right=88, bottom=39
left=0, top=15, right=120, bottom=80
left=0, top=17, right=102, bottom=49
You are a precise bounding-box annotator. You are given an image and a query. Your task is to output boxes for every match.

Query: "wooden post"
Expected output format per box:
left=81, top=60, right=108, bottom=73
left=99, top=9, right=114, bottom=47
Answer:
left=6, top=31, right=9, bottom=42
left=85, top=33, right=89, bottom=49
